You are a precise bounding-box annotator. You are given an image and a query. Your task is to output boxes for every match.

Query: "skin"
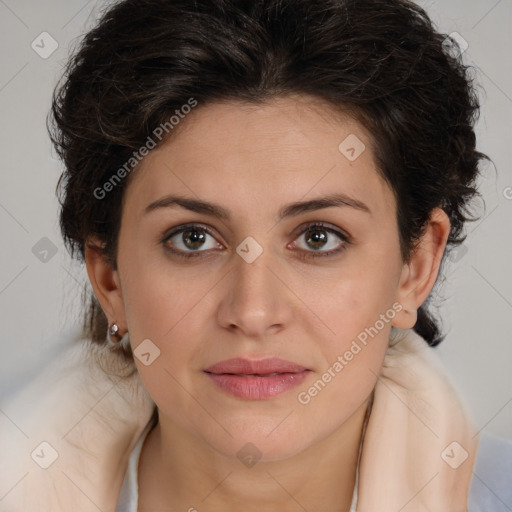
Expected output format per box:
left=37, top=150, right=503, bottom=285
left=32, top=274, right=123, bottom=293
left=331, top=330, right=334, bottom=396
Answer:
left=85, top=94, right=450, bottom=512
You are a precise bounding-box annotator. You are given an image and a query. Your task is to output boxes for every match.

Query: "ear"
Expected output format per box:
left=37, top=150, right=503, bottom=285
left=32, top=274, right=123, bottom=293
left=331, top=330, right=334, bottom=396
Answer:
left=84, top=237, right=127, bottom=333
left=392, top=208, right=451, bottom=329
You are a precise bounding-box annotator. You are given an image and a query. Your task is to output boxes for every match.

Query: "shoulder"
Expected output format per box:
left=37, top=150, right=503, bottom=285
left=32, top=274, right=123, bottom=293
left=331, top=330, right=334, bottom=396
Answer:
left=1, top=331, right=155, bottom=511
left=469, top=430, right=512, bottom=512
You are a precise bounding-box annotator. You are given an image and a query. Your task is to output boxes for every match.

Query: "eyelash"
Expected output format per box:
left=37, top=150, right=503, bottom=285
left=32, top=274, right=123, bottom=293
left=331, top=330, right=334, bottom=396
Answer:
left=161, top=222, right=351, bottom=260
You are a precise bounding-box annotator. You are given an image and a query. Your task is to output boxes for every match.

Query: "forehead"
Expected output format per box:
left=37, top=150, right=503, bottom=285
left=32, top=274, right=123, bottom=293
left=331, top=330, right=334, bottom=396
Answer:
left=123, top=95, right=396, bottom=221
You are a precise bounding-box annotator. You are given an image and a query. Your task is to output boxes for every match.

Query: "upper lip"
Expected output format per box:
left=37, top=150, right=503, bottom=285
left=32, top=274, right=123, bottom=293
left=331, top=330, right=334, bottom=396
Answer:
left=204, top=358, right=309, bottom=375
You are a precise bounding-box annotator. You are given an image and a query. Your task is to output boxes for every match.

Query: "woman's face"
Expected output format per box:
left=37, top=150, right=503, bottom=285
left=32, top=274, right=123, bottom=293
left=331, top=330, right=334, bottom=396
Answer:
left=111, top=95, right=411, bottom=460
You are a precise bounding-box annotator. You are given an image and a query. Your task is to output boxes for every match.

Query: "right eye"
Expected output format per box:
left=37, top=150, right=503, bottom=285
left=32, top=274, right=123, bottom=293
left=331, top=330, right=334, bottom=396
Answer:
left=162, top=224, right=224, bottom=258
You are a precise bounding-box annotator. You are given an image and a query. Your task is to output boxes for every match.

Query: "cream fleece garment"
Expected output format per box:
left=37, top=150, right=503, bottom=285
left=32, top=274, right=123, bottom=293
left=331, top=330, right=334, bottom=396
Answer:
left=1, top=327, right=509, bottom=511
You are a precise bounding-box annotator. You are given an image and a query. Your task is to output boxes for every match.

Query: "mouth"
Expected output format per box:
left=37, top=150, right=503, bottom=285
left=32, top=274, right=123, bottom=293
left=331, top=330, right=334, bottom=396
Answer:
left=204, top=357, right=309, bottom=375
left=204, top=358, right=311, bottom=400
left=219, top=372, right=285, bottom=377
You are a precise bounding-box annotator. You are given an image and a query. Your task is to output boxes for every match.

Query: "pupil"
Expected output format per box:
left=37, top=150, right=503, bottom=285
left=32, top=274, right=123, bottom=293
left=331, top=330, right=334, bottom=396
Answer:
left=184, top=229, right=205, bottom=249
left=307, top=229, right=327, bottom=249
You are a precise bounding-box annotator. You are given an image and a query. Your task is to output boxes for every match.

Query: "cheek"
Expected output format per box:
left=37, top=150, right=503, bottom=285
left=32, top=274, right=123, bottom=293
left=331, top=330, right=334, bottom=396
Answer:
left=292, top=342, right=385, bottom=452
left=124, top=271, right=208, bottom=418
left=118, top=240, right=206, bottom=340
left=303, top=247, right=400, bottom=395
left=119, top=252, right=217, bottom=377
left=296, top=289, right=392, bottom=428
left=308, top=251, right=401, bottom=341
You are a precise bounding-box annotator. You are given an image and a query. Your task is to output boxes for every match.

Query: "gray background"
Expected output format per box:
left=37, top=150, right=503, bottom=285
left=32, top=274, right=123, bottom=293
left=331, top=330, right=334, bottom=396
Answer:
left=0, top=0, right=511, bottom=438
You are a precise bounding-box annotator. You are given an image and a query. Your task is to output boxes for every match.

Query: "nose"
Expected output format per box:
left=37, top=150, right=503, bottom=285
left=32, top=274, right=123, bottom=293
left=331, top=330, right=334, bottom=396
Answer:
left=216, top=243, right=292, bottom=339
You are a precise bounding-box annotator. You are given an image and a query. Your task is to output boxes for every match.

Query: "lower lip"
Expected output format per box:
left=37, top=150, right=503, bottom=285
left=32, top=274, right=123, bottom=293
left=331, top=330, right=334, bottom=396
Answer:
left=205, top=371, right=310, bottom=400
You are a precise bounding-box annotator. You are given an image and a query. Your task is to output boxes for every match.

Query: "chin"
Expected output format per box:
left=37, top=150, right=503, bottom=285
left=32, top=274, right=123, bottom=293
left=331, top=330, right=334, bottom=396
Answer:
left=201, top=424, right=315, bottom=464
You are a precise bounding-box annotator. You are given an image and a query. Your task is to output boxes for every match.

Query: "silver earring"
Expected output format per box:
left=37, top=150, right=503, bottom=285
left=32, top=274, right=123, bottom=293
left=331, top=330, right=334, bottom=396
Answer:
left=107, top=321, right=131, bottom=349
left=108, top=322, right=122, bottom=343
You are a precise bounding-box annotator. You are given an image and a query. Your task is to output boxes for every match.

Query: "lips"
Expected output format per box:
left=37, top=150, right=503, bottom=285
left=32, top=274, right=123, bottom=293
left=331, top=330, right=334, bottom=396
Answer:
left=204, top=358, right=310, bottom=400
left=204, top=357, right=308, bottom=375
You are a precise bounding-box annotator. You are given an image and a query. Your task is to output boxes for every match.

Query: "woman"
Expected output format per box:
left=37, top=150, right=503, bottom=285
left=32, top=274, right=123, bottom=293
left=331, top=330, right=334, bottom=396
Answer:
left=1, top=0, right=511, bottom=511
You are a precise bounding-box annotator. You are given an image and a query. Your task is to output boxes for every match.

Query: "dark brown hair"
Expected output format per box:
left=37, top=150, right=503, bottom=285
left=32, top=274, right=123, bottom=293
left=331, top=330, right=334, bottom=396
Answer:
left=48, top=0, right=489, bottom=368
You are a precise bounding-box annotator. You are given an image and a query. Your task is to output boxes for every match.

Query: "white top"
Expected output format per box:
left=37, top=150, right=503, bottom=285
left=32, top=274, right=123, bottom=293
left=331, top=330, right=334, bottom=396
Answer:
left=116, top=428, right=512, bottom=512
left=115, top=423, right=150, bottom=512
left=116, top=424, right=359, bottom=512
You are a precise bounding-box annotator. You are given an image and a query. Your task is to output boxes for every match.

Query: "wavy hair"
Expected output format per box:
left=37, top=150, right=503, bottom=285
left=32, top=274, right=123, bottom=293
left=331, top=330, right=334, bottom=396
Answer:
left=48, top=0, right=489, bottom=372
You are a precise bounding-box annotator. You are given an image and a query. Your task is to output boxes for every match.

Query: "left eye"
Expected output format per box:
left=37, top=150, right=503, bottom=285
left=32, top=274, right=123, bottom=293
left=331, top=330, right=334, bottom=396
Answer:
left=291, top=224, right=348, bottom=256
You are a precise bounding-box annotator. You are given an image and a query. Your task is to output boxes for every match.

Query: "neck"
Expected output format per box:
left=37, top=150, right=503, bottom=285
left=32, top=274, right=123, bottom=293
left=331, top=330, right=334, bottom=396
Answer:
left=138, top=395, right=372, bottom=512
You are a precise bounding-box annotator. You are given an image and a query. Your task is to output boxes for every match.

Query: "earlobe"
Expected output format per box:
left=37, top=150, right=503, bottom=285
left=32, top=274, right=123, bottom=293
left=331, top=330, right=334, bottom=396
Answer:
left=392, top=208, right=451, bottom=329
left=84, top=237, right=126, bottom=331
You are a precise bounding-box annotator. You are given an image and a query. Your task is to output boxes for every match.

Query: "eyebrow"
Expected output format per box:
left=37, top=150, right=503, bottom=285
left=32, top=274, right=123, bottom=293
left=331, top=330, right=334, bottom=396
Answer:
left=144, top=193, right=371, bottom=220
